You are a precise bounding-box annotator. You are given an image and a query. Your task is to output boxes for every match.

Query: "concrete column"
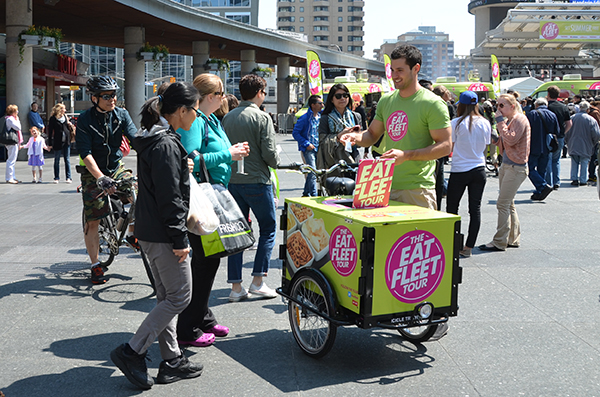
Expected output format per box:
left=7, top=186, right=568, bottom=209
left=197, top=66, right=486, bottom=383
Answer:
left=6, top=0, right=33, bottom=160
left=123, top=26, right=145, bottom=128
left=192, top=41, right=210, bottom=79
left=277, top=57, right=290, bottom=114
left=240, top=49, right=257, bottom=76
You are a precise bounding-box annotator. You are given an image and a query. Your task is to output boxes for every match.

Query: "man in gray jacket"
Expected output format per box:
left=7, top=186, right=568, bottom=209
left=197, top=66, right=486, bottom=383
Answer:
left=222, top=74, right=280, bottom=302
left=566, top=101, right=600, bottom=186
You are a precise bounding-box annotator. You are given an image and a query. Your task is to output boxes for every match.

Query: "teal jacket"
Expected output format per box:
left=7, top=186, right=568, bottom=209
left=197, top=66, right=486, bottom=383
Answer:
left=176, top=111, right=233, bottom=186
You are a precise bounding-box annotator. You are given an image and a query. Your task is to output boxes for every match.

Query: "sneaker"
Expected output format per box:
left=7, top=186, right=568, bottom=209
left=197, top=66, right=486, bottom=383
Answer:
left=178, top=332, right=215, bottom=347
left=66, top=178, right=72, bottom=184
left=204, top=324, right=229, bottom=337
left=570, top=180, right=580, bottom=186
left=156, top=355, right=203, bottom=384
left=249, top=282, right=278, bottom=299
left=32, top=179, right=37, bottom=183
left=228, top=286, right=248, bottom=302
left=580, top=181, right=588, bottom=186
left=53, top=179, right=59, bottom=184
left=37, top=179, right=42, bottom=184
left=91, top=264, right=108, bottom=284
left=588, top=176, right=597, bottom=183
left=459, top=248, right=472, bottom=258
left=125, top=235, right=141, bottom=250
left=110, top=344, right=154, bottom=390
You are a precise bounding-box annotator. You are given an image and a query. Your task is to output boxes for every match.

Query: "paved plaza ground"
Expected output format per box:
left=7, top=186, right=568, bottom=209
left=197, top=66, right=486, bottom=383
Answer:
left=1, top=134, right=600, bottom=396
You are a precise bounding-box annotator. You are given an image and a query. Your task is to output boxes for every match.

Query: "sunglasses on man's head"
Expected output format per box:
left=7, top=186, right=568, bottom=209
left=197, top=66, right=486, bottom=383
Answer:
left=334, top=93, right=350, bottom=100
left=98, top=93, right=117, bottom=100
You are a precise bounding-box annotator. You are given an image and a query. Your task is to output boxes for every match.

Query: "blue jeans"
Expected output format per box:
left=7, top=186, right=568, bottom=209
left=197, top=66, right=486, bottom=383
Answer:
left=301, top=149, right=318, bottom=196
left=528, top=151, right=549, bottom=193
left=227, top=183, right=277, bottom=284
left=545, top=137, right=564, bottom=187
left=570, top=155, right=590, bottom=184
left=53, top=145, right=71, bottom=181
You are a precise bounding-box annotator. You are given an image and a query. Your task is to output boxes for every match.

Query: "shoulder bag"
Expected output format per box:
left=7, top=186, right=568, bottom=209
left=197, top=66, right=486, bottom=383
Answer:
left=535, top=110, right=559, bottom=152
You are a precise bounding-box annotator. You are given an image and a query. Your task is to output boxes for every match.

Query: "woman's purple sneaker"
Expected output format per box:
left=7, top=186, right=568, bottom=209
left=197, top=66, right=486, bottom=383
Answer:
left=178, top=332, right=215, bottom=347
left=204, top=324, right=229, bottom=337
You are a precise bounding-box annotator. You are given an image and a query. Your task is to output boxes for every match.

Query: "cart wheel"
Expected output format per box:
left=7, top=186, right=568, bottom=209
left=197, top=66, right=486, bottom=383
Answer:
left=288, top=269, right=337, bottom=358
left=398, top=324, right=439, bottom=343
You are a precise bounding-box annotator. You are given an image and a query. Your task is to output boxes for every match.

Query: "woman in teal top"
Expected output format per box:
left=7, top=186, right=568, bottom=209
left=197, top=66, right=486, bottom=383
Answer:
left=176, top=73, right=249, bottom=348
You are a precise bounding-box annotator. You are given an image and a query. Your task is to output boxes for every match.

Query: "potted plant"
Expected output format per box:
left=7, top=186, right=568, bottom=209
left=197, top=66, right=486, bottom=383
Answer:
left=136, top=42, right=170, bottom=62
left=252, top=67, right=273, bottom=78
left=204, top=58, right=230, bottom=72
left=18, top=25, right=63, bottom=62
left=286, top=73, right=305, bottom=84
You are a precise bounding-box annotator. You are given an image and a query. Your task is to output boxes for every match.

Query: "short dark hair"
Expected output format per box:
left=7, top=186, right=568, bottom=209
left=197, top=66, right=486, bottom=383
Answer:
left=390, top=44, right=422, bottom=70
left=547, top=85, right=560, bottom=99
left=323, top=83, right=353, bottom=115
left=239, top=74, right=266, bottom=101
left=139, top=81, right=199, bottom=131
left=307, top=94, right=321, bottom=107
left=419, top=79, right=433, bottom=90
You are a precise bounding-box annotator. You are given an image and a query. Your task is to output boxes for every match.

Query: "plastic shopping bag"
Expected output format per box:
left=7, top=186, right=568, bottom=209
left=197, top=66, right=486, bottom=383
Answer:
left=187, top=177, right=219, bottom=235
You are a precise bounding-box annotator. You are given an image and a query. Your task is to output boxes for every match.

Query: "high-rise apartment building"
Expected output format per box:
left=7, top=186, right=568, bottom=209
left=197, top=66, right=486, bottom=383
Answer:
left=374, top=26, right=472, bottom=82
left=276, top=0, right=365, bottom=56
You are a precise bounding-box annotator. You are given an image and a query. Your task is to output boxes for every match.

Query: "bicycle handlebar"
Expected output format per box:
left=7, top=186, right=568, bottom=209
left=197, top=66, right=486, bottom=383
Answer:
left=278, top=160, right=358, bottom=176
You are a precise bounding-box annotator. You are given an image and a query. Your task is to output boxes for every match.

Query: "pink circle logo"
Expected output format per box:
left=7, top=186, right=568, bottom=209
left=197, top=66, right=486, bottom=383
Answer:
left=369, top=84, right=381, bottom=93
left=385, top=63, right=392, bottom=79
left=385, top=230, right=445, bottom=304
left=309, top=60, right=321, bottom=79
left=386, top=110, right=408, bottom=142
left=492, top=63, right=499, bottom=79
left=468, top=83, right=488, bottom=92
left=329, top=226, right=357, bottom=277
left=541, top=22, right=559, bottom=40
left=590, top=82, right=600, bottom=90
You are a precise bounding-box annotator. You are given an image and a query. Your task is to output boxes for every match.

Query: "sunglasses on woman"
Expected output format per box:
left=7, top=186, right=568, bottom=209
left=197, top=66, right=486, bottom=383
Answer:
left=334, top=93, right=350, bottom=100
left=498, top=103, right=508, bottom=109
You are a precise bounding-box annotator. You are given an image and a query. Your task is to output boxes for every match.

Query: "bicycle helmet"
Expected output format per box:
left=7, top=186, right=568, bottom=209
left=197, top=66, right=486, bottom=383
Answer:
left=86, top=75, right=119, bottom=95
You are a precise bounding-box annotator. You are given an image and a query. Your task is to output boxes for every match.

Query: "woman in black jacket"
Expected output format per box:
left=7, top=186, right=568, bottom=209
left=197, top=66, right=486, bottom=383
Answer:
left=47, top=103, right=74, bottom=183
left=110, top=82, right=203, bottom=390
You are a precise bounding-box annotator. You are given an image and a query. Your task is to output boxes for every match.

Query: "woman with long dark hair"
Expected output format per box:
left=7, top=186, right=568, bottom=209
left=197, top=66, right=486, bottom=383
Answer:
left=446, top=91, right=491, bottom=258
left=110, top=81, right=203, bottom=390
left=317, top=83, right=362, bottom=168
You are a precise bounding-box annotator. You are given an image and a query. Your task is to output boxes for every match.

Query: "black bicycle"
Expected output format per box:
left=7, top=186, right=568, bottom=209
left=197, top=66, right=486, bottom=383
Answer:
left=80, top=174, right=155, bottom=291
left=278, top=160, right=358, bottom=196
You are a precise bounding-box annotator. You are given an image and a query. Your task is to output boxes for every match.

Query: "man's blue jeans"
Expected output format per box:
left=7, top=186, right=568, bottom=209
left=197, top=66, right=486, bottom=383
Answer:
left=545, top=137, right=564, bottom=187
left=54, top=145, right=71, bottom=181
left=570, top=155, right=590, bottom=184
left=528, top=151, right=549, bottom=193
left=301, top=149, right=318, bottom=196
left=227, top=183, right=277, bottom=284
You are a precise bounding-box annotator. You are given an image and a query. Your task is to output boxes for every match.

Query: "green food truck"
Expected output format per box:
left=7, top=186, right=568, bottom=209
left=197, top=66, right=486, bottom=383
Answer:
left=529, top=74, right=600, bottom=99
left=432, top=76, right=497, bottom=101
left=278, top=196, right=462, bottom=358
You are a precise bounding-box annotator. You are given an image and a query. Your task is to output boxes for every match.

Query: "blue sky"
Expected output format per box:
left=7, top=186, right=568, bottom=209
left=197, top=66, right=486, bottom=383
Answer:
left=259, top=0, right=476, bottom=59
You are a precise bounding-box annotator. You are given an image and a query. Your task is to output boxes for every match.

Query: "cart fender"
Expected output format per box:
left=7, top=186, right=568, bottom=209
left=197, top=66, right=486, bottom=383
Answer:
left=290, top=268, right=337, bottom=311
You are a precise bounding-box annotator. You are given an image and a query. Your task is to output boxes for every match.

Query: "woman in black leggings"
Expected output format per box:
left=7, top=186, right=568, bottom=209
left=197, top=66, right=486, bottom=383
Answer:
left=446, top=91, right=492, bottom=258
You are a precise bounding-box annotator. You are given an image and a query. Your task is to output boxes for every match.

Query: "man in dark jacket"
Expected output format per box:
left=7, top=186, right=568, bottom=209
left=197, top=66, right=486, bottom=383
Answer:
left=526, top=98, right=560, bottom=201
left=291, top=94, right=323, bottom=196
left=76, top=76, right=137, bottom=284
left=545, top=85, right=572, bottom=189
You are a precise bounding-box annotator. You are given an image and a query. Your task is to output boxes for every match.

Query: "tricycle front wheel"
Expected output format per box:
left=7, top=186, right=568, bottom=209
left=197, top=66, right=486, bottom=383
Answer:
left=398, top=325, right=439, bottom=343
left=288, top=270, right=337, bottom=358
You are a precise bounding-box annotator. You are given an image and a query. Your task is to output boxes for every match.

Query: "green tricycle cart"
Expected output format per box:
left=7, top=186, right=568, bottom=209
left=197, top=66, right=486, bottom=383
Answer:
left=277, top=197, right=463, bottom=358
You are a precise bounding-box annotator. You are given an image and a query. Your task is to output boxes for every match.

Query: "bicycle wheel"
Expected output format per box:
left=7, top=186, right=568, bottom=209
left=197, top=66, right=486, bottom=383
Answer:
left=398, top=324, right=438, bottom=343
left=81, top=210, right=116, bottom=268
left=139, top=247, right=156, bottom=293
left=288, top=270, right=337, bottom=358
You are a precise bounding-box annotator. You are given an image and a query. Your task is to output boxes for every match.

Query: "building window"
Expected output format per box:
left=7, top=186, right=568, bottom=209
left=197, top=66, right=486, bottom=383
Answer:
left=338, top=26, right=342, bottom=31
left=338, top=6, right=342, bottom=11
left=338, top=36, right=342, bottom=42
left=228, top=0, right=249, bottom=5
left=278, top=16, right=295, bottom=22
left=278, top=6, right=295, bottom=12
left=348, top=16, right=361, bottom=22
left=226, top=12, right=251, bottom=24
left=269, top=87, right=275, bottom=96
left=348, top=35, right=362, bottom=42
left=300, top=17, right=304, bottom=22
left=314, top=35, right=329, bottom=41
left=338, top=16, right=343, bottom=22
left=348, top=25, right=362, bottom=32
left=348, top=6, right=362, bottom=11
left=314, top=6, right=328, bottom=11
left=299, top=6, right=303, bottom=11
left=314, top=26, right=329, bottom=31
left=280, top=26, right=295, bottom=31
left=314, top=16, right=329, bottom=21
left=300, top=26, right=304, bottom=32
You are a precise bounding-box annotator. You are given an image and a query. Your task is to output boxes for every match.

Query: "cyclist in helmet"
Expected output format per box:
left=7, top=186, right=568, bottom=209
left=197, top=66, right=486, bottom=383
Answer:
left=76, top=75, right=138, bottom=284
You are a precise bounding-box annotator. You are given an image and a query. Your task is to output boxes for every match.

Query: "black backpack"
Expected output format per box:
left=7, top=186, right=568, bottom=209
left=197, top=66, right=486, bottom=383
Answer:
left=0, top=116, right=18, bottom=145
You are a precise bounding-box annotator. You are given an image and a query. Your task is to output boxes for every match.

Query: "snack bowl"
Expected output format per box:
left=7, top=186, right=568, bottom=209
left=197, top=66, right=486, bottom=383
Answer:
left=288, top=203, right=314, bottom=229
left=286, top=230, right=315, bottom=273
left=286, top=208, right=298, bottom=234
left=301, top=217, right=330, bottom=261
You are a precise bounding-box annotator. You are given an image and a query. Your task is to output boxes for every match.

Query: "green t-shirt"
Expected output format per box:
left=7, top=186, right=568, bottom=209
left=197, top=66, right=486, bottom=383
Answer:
left=375, top=88, right=450, bottom=190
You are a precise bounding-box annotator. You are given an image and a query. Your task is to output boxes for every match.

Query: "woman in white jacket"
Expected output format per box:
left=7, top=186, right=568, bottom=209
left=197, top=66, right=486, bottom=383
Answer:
left=4, top=104, right=23, bottom=184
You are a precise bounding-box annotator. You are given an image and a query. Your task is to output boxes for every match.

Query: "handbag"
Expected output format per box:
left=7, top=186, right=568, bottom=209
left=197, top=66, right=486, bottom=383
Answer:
left=0, top=117, right=18, bottom=145
left=535, top=110, right=559, bottom=153
left=67, top=121, right=76, bottom=143
left=187, top=176, right=219, bottom=236
left=193, top=152, right=255, bottom=258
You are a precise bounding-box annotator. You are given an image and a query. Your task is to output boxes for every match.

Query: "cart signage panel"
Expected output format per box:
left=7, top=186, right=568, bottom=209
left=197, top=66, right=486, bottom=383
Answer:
left=329, top=226, right=357, bottom=276
left=353, top=158, right=395, bottom=209
left=385, top=230, right=445, bottom=304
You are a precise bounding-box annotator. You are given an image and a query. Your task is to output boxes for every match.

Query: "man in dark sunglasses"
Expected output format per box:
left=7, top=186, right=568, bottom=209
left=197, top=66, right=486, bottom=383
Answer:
left=75, top=75, right=138, bottom=284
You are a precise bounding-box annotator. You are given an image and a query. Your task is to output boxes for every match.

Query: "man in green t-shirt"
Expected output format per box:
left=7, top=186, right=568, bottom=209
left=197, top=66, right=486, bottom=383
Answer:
left=339, top=44, right=451, bottom=210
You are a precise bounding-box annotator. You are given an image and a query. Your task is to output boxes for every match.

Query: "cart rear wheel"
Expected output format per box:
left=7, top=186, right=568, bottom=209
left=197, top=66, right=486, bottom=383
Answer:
left=398, top=324, right=439, bottom=343
left=288, top=270, right=337, bottom=358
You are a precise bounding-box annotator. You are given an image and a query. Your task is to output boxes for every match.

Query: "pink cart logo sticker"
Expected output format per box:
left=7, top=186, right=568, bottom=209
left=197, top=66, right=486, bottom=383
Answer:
left=541, top=22, right=559, bottom=40
left=590, top=82, right=600, bottom=90
left=468, top=83, right=488, bottom=92
left=387, top=110, right=408, bottom=142
left=385, top=230, right=445, bottom=304
left=369, top=84, right=381, bottom=93
left=329, top=226, right=357, bottom=277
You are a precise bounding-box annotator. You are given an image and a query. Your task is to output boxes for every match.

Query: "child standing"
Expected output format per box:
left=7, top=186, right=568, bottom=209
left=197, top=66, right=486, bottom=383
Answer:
left=21, top=127, right=49, bottom=183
